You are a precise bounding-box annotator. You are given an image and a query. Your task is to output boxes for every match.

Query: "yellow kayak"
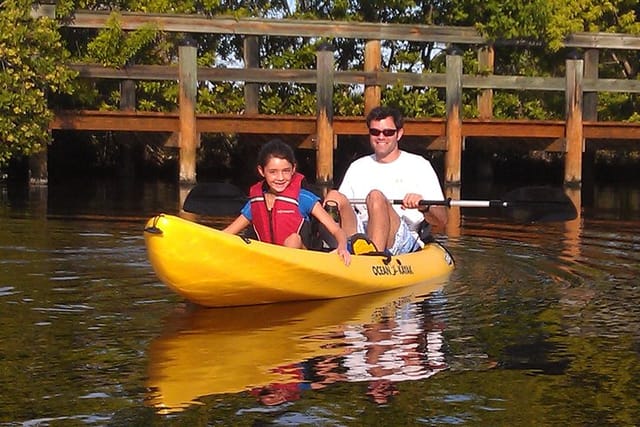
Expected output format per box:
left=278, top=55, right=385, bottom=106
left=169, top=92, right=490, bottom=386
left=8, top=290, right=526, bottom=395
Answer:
left=144, top=214, right=454, bottom=307
left=147, top=281, right=446, bottom=413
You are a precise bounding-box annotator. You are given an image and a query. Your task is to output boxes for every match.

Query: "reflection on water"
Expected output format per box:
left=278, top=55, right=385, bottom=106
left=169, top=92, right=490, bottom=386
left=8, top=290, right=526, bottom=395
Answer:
left=1, top=180, right=640, bottom=425
left=146, top=280, right=448, bottom=413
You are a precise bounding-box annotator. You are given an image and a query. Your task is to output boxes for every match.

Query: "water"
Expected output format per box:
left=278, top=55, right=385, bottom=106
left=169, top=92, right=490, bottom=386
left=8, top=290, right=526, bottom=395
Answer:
left=1, top=180, right=639, bottom=425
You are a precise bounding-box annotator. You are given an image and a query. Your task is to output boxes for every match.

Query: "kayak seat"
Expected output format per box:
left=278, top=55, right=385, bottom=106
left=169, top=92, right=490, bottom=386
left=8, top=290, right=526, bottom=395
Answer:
left=348, top=233, right=378, bottom=255
left=417, top=220, right=435, bottom=244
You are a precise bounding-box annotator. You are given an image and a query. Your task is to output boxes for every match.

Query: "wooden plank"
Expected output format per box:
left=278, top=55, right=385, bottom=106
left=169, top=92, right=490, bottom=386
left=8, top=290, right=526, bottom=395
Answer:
left=462, top=120, right=565, bottom=138
left=465, top=75, right=565, bottom=91
left=67, top=11, right=640, bottom=50
left=69, top=64, right=179, bottom=80
left=68, top=11, right=485, bottom=44
left=197, top=114, right=317, bottom=134
left=70, top=64, right=640, bottom=93
left=69, top=64, right=449, bottom=86
left=49, top=111, right=640, bottom=143
left=50, top=110, right=180, bottom=131
left=583, top=78, right=640, bottom=93
left=584, top=121, right=640, bottom=139
left=401, top=120, right=446, bottom=136
left=564, top=32, right=640, bottom=50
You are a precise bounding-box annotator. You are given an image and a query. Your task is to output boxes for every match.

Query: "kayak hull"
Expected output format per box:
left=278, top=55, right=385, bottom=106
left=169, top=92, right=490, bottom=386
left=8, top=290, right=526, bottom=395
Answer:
left=144, top=214, right=455, bottom=307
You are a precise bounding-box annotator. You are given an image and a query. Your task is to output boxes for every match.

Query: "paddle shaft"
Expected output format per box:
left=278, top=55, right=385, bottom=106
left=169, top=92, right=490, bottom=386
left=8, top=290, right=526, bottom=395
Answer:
left=183, top=182, right=577, bottom=222
left=349, top=199, right=512, bottom=208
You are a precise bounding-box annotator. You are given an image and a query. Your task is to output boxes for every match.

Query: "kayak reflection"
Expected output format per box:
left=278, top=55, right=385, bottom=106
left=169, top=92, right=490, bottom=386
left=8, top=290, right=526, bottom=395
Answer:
left=146, top=280, right=450, bottom=413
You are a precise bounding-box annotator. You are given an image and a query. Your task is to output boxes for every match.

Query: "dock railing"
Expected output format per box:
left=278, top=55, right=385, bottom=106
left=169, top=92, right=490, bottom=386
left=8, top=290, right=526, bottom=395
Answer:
left=32, top=8, right=640, bottom=190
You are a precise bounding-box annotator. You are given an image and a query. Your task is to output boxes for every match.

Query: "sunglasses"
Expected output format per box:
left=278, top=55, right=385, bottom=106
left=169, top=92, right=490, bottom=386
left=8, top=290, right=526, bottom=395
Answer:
left=368, top=128, right=398, bottom=137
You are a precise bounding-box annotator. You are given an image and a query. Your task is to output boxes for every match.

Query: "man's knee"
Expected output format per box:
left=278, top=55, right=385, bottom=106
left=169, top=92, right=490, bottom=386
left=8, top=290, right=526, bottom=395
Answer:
left=366, top=189, right=387, bottom=207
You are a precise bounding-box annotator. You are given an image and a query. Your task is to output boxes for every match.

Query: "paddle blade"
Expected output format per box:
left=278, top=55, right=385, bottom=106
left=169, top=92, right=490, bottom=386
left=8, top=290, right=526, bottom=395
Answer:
left=502, top=186, right=578, bottom=223
left=183, top=183, right=248, bottom=216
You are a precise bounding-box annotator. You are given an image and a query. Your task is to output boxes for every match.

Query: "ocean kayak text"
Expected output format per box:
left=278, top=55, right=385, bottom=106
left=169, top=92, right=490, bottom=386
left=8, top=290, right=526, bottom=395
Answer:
left=371, top=264, right=414, bottom=276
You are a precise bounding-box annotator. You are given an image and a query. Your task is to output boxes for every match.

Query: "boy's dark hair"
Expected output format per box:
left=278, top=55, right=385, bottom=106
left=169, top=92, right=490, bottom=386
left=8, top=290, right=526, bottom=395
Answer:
left=257, top=138, right=297, bottom=167
left=366, top=106, right=404, bottom=130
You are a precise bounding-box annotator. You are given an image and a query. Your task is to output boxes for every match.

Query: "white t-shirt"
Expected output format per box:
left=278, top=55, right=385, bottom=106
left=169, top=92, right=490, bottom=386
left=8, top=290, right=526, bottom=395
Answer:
left=338, top=151, right=444, bottom=231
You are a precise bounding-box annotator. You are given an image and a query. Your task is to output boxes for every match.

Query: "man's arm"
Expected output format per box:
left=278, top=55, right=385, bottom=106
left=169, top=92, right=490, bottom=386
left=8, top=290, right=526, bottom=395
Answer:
left=419, top=204, right=447, bottom=228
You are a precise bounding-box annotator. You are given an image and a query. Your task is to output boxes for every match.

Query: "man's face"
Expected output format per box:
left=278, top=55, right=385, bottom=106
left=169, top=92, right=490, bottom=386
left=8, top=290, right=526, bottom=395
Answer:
left=368, top=116, right=403, bottom=163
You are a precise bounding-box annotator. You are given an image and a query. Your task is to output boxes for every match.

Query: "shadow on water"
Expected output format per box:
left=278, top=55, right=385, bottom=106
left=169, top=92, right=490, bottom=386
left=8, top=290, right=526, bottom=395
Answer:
left=1, top=179, right=640, bottom=425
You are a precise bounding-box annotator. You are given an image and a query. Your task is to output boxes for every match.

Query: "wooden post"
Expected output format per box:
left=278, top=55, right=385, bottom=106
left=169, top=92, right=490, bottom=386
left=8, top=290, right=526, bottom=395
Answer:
left=582, top=49, right=599, bottom=206
left=364, top=40, right=381, bottom=115
left=120, top=80, right=136, bottom=111
left=28, top=1, right=56, bottom=185
left=119, top=79, right=136, bottom=179
left=564, top=51, right=584, bottom=188
left=243, top=36, right=260, bottom=114
left=445, top=186, right=461, bottom=237
left=477, top=45, right=494, bottom=119
left=444, top=47, right=463, bottom=187
left=30, top=0, right=56, bottom=19
left=563, top=187, right=582, bottom=258
left=28, top=151, right=48, bottom=186
left=178, top=37, right=198, bottom=184
left=315, top=43, right=335, bottom=191
left=583, top=49, right=598, bottom=121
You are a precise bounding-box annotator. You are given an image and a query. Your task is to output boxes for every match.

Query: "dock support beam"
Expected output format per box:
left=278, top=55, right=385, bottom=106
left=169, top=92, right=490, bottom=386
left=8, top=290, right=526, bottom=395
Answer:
left=178, top=38, right=198, bottom=184
left=582, top=48, right=599, bottom=206
left=243, top=36, right=260, bottom=114
left=364, top=40, right=382, bottom=115
left=444, top=47, right=463, bottom=188
left=564, top=52, right=584, bottom=188
left=315, top=43, right=335, bottom=191
left=118, top=79, right=136, bottom=179
left=27, top=1, right=55, bottom=186
left=477, top=45, right=494, bottom=119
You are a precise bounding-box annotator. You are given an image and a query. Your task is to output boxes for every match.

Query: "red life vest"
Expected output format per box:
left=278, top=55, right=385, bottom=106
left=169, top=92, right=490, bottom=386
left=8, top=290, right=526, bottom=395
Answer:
left=249, top=172, right=305, bottom=245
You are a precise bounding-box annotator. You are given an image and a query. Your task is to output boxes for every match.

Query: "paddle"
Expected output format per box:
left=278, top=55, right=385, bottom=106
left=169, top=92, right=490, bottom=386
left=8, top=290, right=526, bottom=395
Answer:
left=350, top=187, right=578, bottom=222
left=183, top=182, right=248, bottom=216
left=183, top=183, right=577, bottom=222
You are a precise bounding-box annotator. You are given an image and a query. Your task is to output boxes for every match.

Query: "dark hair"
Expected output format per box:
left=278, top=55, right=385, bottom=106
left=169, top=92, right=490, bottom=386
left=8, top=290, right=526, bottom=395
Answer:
left=257, top=138, right=297, bottom=167
left=366, top=106, right=404, bottom=129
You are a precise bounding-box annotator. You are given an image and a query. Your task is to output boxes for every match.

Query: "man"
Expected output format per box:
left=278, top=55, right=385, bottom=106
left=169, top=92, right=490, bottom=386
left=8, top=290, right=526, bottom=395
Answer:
left=325, top=106, right=447, bottom=255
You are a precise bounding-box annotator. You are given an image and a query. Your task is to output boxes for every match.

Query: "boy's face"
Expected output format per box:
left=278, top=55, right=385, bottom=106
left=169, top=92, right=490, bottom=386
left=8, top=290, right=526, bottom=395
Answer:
left=257, top=157, right=296, bottom=194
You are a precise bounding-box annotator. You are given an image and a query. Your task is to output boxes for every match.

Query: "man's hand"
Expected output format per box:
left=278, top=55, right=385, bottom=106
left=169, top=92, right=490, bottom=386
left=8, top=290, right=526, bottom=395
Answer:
left=401, top=193, right=426, bottom=210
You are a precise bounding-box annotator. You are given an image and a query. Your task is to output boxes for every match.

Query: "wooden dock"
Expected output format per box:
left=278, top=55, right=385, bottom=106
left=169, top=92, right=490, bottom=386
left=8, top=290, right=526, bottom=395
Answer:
left=29, top=9, right=640, bottom=191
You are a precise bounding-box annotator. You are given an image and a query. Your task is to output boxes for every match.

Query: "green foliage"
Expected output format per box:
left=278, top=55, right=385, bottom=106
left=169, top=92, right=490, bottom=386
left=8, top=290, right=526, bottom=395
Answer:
left=198, top=82, right=245, bottom=113
left=493, top=91, right=562, bottom=120
left=85, top=14, right=159, bottom=67
left=0, top=0, right=76, bottom=166
left=598, top=92, right=640, bottom=121
left=382, top=83, right=445, bottom=118
left=450, top=0, right=552, bottom=40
